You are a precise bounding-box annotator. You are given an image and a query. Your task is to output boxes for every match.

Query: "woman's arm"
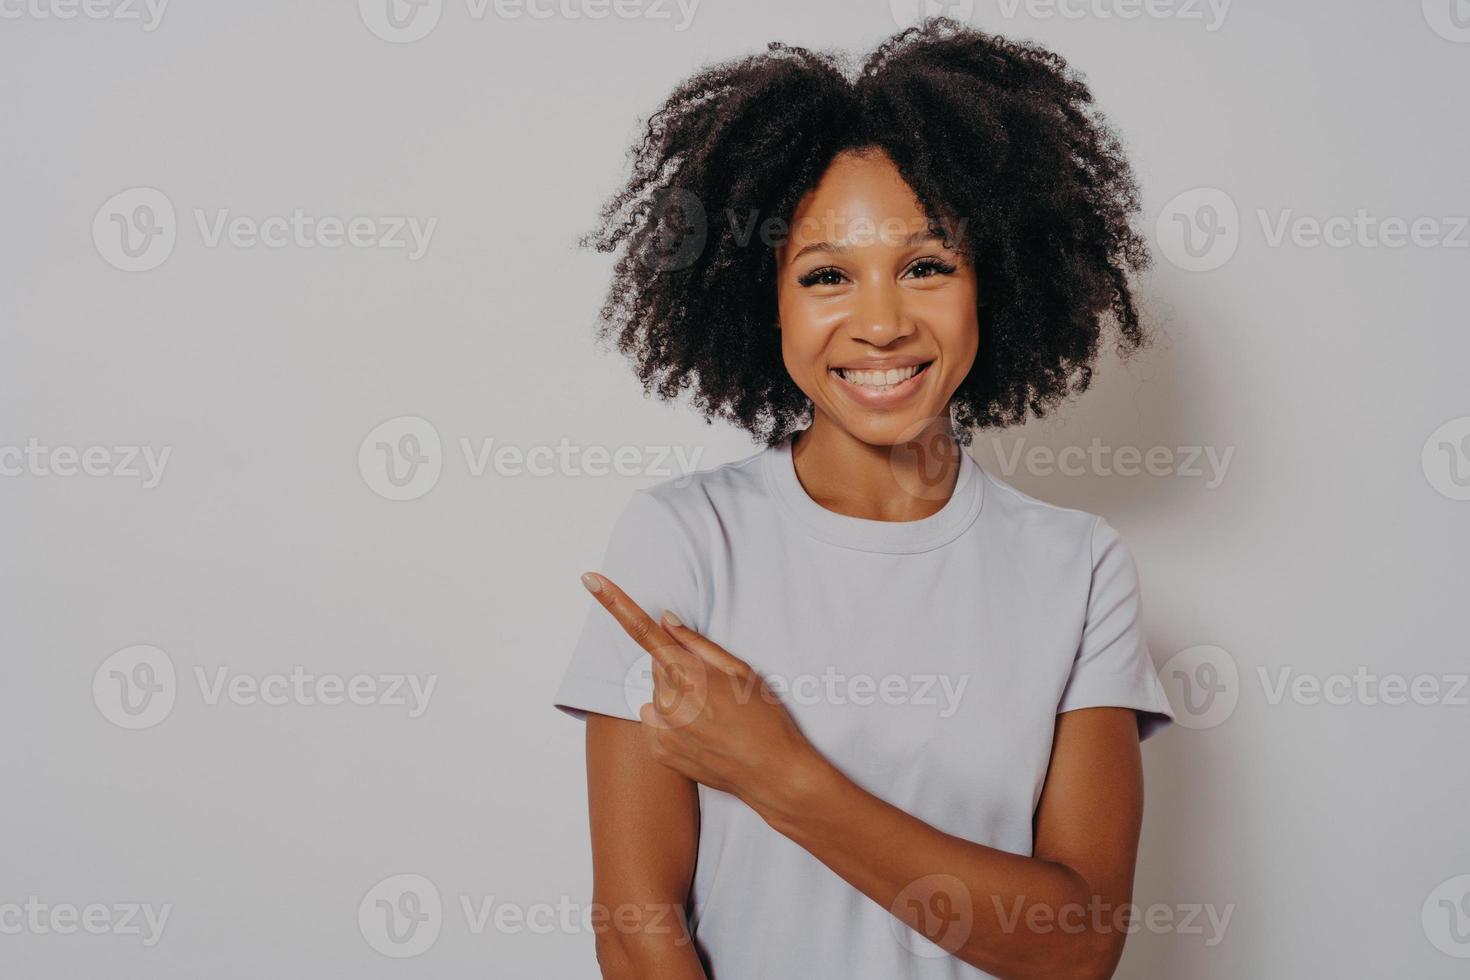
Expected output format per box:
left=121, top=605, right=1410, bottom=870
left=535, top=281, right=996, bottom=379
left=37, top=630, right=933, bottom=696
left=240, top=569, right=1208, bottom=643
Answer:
left=759, top=705, right=1145, bottom=980
left=585, top=712, right=707, bottom=980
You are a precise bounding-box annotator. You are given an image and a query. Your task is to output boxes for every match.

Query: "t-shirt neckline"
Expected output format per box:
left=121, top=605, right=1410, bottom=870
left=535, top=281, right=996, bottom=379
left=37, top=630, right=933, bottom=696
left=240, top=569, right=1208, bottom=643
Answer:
left=762, top=432, right=985, bottom=554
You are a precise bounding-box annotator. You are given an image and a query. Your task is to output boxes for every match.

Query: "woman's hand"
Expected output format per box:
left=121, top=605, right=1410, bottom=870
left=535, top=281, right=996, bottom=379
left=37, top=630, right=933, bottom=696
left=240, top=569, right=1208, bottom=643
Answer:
left=580, top=571, right=827, bottom=816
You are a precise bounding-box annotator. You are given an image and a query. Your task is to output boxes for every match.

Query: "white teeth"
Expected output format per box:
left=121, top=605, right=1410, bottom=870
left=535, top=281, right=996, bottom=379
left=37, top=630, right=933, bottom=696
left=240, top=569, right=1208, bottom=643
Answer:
left=835, top=364, right=923, bottom=388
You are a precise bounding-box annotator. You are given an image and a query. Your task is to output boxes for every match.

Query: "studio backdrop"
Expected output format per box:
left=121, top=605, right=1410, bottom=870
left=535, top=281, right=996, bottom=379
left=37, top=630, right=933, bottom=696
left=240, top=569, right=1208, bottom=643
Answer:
left=3, top=1, right=1468, bottom=977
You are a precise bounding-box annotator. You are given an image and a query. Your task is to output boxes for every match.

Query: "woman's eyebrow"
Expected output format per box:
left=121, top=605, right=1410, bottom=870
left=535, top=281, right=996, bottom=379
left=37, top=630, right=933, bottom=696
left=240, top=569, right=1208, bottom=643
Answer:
left=788, top=230, right=953, bottom=263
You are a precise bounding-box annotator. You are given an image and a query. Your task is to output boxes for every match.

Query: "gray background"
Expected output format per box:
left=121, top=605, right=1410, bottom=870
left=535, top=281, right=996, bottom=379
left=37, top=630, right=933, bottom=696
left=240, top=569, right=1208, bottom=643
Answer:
left=3, top=0, right=1469, bottom=976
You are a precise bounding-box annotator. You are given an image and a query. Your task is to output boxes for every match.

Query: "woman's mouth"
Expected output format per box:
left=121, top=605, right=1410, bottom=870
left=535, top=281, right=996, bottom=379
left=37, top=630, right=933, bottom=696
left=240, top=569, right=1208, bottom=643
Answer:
left=828, top=360, right=933, bottom=406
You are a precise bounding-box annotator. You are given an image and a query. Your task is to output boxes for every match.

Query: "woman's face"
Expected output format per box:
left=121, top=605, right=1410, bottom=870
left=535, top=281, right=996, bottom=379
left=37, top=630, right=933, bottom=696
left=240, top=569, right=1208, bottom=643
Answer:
left=775, top=148, right=979, bottom=448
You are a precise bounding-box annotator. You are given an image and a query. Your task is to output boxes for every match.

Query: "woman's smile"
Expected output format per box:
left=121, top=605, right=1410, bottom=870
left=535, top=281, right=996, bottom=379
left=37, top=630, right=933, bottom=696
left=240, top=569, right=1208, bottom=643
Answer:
left=827, top=358, right=935, bottom=408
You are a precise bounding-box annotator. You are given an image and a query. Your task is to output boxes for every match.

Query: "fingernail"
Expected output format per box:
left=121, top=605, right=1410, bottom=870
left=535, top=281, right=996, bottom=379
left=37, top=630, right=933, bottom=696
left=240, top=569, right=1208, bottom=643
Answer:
left=580, top=572, right=602, bottom=594
left=661, top=609, right=683, bottom=628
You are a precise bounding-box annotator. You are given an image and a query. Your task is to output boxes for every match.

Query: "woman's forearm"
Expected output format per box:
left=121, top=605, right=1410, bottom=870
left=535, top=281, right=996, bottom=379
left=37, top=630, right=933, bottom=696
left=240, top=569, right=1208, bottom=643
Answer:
left=746, top=753, right=1123, bottom=980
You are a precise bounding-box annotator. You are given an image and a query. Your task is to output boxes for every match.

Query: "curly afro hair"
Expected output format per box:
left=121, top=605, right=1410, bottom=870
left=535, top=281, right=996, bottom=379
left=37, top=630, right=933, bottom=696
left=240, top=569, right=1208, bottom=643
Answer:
left=583, top=17, right=1151, bottom=447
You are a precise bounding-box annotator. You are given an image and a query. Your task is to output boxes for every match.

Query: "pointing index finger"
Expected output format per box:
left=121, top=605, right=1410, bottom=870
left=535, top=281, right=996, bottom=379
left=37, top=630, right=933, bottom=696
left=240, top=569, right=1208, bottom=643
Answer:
left=580, top=572, right=686, bottom=669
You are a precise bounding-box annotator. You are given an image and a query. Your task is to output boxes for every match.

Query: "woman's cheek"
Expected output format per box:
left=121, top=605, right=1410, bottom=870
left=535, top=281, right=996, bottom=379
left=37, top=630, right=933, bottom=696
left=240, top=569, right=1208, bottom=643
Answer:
left=912, top=289, right=979, bottom=363
left=780, top=302, right=846, bottom=376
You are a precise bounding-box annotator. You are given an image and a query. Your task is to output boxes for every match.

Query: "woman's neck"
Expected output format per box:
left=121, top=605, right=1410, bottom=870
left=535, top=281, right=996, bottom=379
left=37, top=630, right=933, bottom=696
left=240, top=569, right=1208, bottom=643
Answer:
left=788, top=413, right=962, bottom=523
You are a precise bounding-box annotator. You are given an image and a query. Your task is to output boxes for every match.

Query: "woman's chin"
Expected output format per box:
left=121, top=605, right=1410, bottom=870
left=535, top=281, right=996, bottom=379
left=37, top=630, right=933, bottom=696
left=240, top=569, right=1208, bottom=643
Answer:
left=822, top=404, right=953, bottom=450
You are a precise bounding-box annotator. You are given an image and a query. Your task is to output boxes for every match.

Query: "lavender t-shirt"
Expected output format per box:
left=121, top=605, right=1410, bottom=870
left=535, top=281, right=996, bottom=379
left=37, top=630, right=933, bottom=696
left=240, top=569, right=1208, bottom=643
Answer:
left=554, top=435, right=1173, bottom=979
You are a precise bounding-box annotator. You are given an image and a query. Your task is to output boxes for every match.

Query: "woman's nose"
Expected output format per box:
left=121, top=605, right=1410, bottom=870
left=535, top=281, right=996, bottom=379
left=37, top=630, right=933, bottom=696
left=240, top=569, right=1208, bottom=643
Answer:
left=852, top=281, right=912, bottom=345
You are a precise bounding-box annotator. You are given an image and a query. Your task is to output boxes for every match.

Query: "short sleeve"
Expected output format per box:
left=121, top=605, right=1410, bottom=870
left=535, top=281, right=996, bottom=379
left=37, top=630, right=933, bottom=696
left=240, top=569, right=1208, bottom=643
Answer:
left=1056, top=517, right=1175, bottom=740
left=552, top=489, right=704, bottom=723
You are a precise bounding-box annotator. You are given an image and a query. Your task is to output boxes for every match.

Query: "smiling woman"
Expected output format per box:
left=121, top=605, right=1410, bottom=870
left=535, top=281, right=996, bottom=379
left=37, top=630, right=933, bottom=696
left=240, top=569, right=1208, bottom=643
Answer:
left=553, top=17, right=1172, bottom=980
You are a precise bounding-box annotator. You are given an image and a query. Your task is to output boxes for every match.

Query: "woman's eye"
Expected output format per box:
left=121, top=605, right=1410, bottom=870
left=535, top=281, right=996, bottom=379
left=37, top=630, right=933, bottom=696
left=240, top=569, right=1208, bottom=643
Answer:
left=906, top=258, right=958, bottom=280
left=797, top=267, right=847, bottom=287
